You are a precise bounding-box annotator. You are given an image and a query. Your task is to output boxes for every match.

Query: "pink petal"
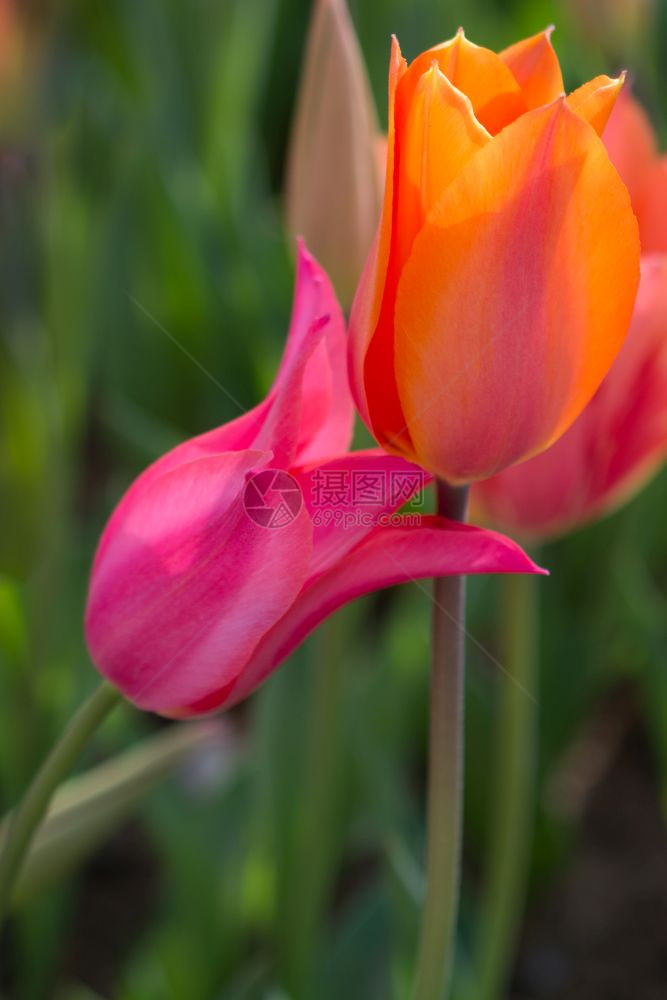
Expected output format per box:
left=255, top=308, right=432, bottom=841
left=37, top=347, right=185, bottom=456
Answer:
left=635, top=157, right=667, bottom=254
left=245, top=242, right=352, bottom=465
left=182, top=516, right=545, bottom=715
left=603, top=88, right=657, bottom=209
left=295, top=449, right=430, bottom=577
left=86, top=451, right=313, bottom=714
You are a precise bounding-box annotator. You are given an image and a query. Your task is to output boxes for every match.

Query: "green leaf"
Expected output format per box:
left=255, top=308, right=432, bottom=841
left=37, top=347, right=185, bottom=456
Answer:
left=2, top=720, right=231, bottom=908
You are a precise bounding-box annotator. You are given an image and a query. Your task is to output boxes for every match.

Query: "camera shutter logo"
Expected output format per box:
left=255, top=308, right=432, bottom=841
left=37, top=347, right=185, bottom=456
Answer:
left=243, top=469, right=303, bottom=529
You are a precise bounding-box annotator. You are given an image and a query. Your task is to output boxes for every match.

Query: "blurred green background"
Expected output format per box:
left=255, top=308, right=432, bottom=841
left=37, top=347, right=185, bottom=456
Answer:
left=1, top=0, right=666, bottom=997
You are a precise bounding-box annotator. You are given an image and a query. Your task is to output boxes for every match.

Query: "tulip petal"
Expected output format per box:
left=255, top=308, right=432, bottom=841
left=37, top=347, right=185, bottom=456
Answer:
left=406, top=29, right=526, bottom=134
left=282, top=243, right=356, bottom=464
left=86, top=451, right=313, bottom=714
left=295, top=449, right=430, bottom=576
left=357, top=62, right=492, bottom=459
left=472, top=254, right=667, bottom=539
left=500, top=28, right=564, bottom=110
left=603, top=89, right=658, bottom=206
left=635, top=158, right=667, bottom=253
left=349, top=36, right=407, bottom=429
left=237, top=243, right=353, bottom=465
left=394, top=99, right=640, bottom=484
left=285, top=0, right=383, bottom=307
left=395, top=65, right=490, bottom=266
left=598, top=252, right=667, bottom=503
left=567, top=73, right=625, bottom=136
left=203, top=516, right=546, bottom=714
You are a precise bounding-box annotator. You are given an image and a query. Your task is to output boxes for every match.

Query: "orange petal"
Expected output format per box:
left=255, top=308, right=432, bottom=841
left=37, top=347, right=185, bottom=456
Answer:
left=357, top=63, right=493, bottom=455
left=567, top=73, right=625, bottom=136
left=500, top=27, right=564, bottom=109
left=603, top=89, right=659, bottom=210
left=348, top=36, right=406, bottom=428
left=393, top=99, right=640, bottom=484
left=394, top=65, right=490, bottom=268
left=285, top=0, right=383, bottom=308
left=472, top=254, right=667, bottom=539
left=405, top=29, right=526, bottom=135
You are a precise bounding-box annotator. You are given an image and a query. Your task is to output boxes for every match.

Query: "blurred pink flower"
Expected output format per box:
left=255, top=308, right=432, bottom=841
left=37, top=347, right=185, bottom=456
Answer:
left=603, top=89, right=667, bottom=255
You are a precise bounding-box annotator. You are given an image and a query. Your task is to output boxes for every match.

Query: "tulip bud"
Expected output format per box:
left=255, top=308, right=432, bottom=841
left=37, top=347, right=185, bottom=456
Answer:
left=285, top=0, right=383, bottom=307
left=348, top=29, right=640, bottom=486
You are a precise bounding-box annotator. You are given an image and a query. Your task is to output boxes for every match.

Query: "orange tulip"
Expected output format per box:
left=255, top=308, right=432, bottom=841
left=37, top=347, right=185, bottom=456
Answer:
left=348, top=29, right=640, bottom=485
left=473, top=92, right=667, bottom=539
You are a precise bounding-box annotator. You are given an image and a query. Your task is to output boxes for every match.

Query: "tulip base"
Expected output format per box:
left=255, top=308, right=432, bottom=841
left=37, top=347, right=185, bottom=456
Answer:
left=0, top=680, right=120, bottom=923
left=412, top=480, right=469, bottom=1000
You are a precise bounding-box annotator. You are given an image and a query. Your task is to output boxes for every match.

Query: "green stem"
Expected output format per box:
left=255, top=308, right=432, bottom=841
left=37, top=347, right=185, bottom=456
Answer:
left=412, top=480, right=469, bottom=1000
left=476, top=572, right=539, bottom=1000
left=0, top=681, right=120, bottom=923
left=284, top=615, right=345, bottom=994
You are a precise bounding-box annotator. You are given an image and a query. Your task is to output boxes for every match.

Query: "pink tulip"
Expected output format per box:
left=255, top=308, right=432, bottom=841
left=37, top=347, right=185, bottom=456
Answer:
left=472, top=91, right=667, bottom=540
left=86, top=245, right=543, bottom=717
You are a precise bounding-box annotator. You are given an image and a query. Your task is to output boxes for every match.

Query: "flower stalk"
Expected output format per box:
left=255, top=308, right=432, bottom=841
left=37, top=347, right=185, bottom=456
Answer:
left=0, top=680, right=120, bottom=923
left=412, top=480, right=469, bottom=1000
left=475, top=572, right=538, bottom=999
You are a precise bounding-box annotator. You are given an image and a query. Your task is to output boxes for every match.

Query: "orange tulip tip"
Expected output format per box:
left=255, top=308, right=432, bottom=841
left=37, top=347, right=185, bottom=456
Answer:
left=603, top=71, right=626, bottom=88
left=604, top=72, right=628, bottom=97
